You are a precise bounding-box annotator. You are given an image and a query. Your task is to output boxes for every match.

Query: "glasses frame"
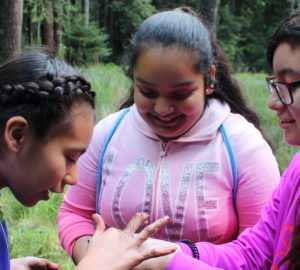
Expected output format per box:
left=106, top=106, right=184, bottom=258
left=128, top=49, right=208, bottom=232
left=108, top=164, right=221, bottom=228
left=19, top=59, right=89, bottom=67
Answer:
left=265, top=75, right=300, bottom=105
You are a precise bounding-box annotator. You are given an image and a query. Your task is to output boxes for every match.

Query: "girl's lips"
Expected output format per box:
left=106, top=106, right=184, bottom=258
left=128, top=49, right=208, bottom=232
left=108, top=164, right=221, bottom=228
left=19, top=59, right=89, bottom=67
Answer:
left=279, top=119, right=296, bottom=129
left=150, top=114, right=184, bottom=127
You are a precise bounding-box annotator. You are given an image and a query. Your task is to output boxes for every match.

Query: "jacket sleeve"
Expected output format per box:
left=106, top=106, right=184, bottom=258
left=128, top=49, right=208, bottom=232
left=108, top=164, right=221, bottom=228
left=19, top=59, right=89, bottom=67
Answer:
left=167, top=175, right=283, bottom=270
left=57, top=112, right=120, bottom=257
left=226, top=114, right=280, bottom=233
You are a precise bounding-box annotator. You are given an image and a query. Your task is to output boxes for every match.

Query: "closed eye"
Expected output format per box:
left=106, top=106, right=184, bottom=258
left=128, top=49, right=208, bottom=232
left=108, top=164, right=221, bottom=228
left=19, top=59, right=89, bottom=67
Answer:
left=138, top=87, right=158, bottom=98
left=66, top=157, right=76, bottom=165
left=172, top=92, right=192, bottom=100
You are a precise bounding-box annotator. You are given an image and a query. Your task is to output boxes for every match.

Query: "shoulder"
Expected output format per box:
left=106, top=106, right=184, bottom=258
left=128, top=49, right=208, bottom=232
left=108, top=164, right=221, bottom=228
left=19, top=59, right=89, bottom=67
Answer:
left=93, top=108, right=132, bottom=140
left=222, top=113, right=279, bottom=174
left=223, top=113, right=268, bottom=149
left=282, top=152, right=300, bottom=182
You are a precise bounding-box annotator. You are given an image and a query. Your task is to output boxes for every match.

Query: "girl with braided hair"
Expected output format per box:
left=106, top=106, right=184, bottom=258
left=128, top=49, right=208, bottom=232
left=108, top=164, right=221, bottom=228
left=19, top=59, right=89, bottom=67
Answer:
left=0, top=52, right=176, bottom=270
left=58, top=6, right=280, bottom=265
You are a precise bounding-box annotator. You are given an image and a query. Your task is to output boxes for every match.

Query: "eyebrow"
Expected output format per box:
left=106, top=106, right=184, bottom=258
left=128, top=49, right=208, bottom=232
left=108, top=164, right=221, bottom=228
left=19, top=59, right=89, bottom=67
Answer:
left=276, top=68, right=300, bottom=78
left=135, top=77, right=194, bottom=88
left=135, top=77, right=155, bottom=86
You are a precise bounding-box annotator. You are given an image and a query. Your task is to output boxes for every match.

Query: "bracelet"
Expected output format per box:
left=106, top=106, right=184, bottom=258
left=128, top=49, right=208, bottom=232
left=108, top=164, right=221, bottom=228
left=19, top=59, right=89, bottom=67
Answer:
left=178, top=239, right=200, bottom=259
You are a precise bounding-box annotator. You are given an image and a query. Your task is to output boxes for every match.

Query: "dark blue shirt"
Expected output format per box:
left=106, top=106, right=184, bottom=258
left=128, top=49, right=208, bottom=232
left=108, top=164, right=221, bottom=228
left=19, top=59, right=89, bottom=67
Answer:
left=0, top=220, right=10, bottom=270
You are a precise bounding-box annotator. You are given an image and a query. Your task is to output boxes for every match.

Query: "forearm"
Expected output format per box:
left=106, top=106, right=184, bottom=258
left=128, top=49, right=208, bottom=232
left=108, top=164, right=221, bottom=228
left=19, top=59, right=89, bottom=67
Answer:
left=72, top=235, right=93, bottom=264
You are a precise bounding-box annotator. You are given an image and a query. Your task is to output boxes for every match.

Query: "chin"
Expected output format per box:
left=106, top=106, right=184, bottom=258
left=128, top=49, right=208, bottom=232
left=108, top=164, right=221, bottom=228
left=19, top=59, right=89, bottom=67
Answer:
left=15, top=195, right=39, bottom=207
left=284, top=137, right=300, bottom=146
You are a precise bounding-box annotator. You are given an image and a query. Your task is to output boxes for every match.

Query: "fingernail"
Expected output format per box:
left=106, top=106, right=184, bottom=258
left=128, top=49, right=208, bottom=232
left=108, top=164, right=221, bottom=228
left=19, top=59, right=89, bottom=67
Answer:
left=142, top=212, right=149, bottom=218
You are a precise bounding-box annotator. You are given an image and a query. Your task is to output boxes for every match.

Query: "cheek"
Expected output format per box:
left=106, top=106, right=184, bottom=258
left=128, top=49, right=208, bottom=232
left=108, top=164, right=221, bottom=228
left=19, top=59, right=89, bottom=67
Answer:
left=134, top=91, right=153, bottom=113
left=179, top=97, right=205, bottom=115
left=42, top=158, right=65, bottom=186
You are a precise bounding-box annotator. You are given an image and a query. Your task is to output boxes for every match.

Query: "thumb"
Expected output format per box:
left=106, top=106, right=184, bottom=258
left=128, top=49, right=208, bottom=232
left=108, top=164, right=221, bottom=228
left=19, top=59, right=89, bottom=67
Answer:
left=92, top=213, right=106, bottom=234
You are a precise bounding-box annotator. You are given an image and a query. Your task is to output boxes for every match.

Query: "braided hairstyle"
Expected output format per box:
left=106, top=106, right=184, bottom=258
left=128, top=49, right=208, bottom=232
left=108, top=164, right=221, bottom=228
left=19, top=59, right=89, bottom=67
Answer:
left=0, top=53, right=96, bottom=141
left=120, top=6, right=262, bottom=132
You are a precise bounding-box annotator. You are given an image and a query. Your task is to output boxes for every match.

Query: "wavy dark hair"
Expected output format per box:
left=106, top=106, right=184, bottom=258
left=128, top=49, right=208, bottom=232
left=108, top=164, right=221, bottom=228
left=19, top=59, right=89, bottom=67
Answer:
left=0, top=52, right=96, bottom=141
left=268, top=9, right=300, bottom=270
left=120, top=6, right=262, bottom=131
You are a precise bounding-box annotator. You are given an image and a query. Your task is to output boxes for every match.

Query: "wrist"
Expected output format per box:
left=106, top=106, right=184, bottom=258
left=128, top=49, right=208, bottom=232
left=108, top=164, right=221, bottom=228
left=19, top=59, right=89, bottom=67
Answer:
left=177, top=239, right=199, bottom=259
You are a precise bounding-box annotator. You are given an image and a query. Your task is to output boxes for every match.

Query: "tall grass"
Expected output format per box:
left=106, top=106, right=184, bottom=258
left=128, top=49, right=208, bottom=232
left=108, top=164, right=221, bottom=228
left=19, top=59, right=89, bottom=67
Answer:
left=1, top=65, right=298, bottom=270
left=235, top=73, right=299, bottom=172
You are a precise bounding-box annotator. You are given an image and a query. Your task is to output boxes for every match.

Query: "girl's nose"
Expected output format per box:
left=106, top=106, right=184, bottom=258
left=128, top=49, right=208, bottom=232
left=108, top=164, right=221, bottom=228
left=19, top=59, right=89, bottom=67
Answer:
left=154, top=97, right=174, bottom=116
left=267, top=90, right=284, bottom=111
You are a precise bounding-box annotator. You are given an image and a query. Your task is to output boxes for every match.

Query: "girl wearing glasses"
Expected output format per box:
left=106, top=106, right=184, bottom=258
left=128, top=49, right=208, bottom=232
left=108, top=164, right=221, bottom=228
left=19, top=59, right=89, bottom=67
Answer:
left=134, top=8, right=300, bottom=270
left=58, top=7, right=280, bottom=265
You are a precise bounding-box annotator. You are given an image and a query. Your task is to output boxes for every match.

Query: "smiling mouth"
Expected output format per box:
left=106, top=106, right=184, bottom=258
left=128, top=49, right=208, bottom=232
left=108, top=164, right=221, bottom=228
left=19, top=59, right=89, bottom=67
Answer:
left=151, top=114, right=182, bottom=122
left=281, top=119, right=296, bottom=124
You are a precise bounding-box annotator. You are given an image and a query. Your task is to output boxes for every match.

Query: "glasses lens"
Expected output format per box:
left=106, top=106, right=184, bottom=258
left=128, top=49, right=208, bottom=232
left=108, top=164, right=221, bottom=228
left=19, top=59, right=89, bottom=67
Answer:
left=266, top=80, right=275, bottom=93
left=275, top=83, right=292, bottom=104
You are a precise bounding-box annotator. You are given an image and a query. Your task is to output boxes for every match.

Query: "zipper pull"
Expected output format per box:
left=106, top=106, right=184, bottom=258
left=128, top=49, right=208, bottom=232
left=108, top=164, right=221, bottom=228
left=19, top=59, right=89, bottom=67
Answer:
left=160, top=142, right=168, bottom=157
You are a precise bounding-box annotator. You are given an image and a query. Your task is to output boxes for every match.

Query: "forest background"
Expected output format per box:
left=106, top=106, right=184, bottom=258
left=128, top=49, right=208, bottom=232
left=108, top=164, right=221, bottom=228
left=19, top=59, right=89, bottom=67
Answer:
left=1, top=0, right=300, bottom=269
left=0, top=0, right=299, bottom=71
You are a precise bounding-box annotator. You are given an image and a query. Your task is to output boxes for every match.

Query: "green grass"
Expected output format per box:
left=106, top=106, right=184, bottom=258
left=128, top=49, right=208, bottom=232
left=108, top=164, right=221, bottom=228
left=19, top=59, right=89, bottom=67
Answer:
left=235, top=73, right=299, bottom=172
left=1, top=66, right=299, bottom=269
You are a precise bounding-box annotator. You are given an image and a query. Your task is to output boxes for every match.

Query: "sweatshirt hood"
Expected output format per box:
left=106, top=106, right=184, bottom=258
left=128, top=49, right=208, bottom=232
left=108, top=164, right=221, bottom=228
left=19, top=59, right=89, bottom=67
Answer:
left=131, top=99, right=231, bottom=142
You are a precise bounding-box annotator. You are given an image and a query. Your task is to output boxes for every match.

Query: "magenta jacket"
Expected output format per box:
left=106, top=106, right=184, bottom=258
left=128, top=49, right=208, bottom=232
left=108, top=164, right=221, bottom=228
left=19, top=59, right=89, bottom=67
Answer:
left=168, top=152, right=300, bottom=270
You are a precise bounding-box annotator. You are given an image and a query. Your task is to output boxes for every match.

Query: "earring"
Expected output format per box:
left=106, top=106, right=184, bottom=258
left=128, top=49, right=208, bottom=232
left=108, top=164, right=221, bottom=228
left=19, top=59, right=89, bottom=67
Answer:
left=206, top=88, right=214, bottom=95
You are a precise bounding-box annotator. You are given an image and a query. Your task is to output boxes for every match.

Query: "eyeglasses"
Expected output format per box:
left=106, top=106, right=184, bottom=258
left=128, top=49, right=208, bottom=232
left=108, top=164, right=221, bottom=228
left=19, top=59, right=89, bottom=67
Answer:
left=266, top=75, right=300, bottom=105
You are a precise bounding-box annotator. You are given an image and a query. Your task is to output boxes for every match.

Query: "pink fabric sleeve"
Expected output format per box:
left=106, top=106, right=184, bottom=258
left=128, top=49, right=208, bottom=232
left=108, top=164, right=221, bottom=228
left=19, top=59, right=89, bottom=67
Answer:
left=57, top=113, right=118, bottom=257
left=167, top=251, right=222, bottom=270
left=225, top=114, right=280, bottom=232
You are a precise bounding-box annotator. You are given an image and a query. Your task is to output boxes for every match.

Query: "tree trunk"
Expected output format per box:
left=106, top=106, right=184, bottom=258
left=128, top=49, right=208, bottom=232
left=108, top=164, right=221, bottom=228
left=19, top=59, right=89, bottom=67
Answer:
left=53, top=6, right=61, bottom=56
left=83, top=0, right=89, bottom=26
left=3, top=0, right=24, bottom=60
left=42, top=2, right=55, bottom=55
left=27, top=3, right=33, bottom=45
left=199, top=0, right=218, bottom=34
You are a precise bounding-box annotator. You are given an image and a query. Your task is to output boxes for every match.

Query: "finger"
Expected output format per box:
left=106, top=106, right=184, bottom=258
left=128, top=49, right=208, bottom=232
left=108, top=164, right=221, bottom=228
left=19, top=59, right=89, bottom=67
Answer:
left=123, top=213, right=148, bottom=234
left=136, top=216, right=170, bottom=245
left=138, top=246, right=177, bottom=262
left=46, top=261, right=61, bottom=270
left=92, top=214, right=106, bottom=235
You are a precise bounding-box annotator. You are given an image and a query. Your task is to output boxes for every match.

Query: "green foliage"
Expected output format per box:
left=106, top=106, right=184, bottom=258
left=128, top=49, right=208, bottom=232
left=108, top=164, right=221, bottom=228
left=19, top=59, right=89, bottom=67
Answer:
left=218, top=0, right=292, bottom=72
left=80, top=63, right=131, bottom=120
left=104, top=0, right=157, bottom=60
left=1, top=189, right=74, bottom=269
left=63, top=18, right=111, bottom=65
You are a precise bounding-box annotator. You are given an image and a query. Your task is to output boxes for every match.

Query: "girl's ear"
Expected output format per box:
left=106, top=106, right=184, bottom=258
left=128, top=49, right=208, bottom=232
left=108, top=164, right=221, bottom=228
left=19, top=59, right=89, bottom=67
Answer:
left=4, top=116, right=29, bottom=153
left=210, top=64, right=216, bottom=79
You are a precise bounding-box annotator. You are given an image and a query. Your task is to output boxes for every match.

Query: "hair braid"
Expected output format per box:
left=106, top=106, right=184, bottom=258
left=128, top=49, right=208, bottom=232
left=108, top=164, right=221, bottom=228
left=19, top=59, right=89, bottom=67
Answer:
left=0, top=74, right=95, bottom=107
left=0, top=74, right=96, bottom=140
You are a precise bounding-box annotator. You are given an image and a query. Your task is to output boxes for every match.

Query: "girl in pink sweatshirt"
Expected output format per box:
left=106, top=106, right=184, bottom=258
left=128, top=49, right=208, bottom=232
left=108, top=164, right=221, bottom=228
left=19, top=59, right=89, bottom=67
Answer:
left=58, top=7, right=280, bottom=263
left=133, top=8, right=300, bottom=270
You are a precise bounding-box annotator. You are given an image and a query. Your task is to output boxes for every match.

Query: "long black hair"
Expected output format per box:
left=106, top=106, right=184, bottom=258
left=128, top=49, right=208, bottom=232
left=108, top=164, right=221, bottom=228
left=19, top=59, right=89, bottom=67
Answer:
left=120, top=7, right=261, bottom=131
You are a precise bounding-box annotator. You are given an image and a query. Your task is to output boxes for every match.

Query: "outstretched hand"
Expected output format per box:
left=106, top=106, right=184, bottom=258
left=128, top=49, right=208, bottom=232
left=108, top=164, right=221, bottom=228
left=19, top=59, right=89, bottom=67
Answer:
left=76, top=213, right=177, bottom=270
left=10, top=257, right=61, bottom=270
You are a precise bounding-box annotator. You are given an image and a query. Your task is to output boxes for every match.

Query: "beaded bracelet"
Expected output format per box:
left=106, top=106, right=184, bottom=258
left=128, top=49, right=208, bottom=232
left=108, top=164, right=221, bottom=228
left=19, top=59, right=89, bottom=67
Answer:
left=178, top=239, right=200, bottom=259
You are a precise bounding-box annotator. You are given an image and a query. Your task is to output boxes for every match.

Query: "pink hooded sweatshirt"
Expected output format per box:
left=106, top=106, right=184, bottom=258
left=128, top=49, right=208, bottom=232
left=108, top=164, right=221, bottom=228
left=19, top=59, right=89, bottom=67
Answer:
left=58, top=99, right=280, bottom=257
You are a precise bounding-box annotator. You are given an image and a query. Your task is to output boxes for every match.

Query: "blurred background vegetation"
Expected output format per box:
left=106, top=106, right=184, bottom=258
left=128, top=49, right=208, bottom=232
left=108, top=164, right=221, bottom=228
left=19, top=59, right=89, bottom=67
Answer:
left=0, top=0, right=299, bottom=72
